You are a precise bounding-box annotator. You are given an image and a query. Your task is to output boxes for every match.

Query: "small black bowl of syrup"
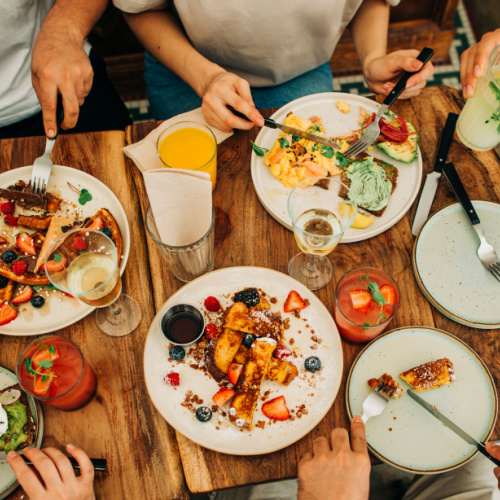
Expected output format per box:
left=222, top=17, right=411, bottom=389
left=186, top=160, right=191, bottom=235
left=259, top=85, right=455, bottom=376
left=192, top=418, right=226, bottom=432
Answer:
left=160, top=304, right=205, bottom=346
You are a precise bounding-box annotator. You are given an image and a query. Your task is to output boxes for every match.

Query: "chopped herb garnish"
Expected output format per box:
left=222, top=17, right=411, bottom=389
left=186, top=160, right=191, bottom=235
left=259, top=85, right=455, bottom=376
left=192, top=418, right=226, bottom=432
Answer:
left=33, top=286, right=43, bottom=292
left=292, top=135, right=301, bottom=143
left=53, top=253, right=63, bottom=263
left=251, top=141, right=269, bottom=157
left=319, top=145, right=335, bottom=159
left=68, top=182, right=92, bottom=205
left=336, top=152, right=349, bottom=169
left=24, top=341, right=58, bottom=389
left=278, top=137, right=290, bottom=149
left=360, top=274, right=388, bottom=326
left=307, top=124, right=321, bottom=133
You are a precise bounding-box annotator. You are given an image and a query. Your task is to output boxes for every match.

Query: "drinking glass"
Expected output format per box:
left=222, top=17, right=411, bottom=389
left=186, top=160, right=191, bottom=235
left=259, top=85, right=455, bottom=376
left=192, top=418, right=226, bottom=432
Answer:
left=156, top=121, right=218, bottom=189
left=287, top=177, right=357, bottom=290
left=44, top=228, right=142, bottom=337
left=456, top=45, right=500, bottom=151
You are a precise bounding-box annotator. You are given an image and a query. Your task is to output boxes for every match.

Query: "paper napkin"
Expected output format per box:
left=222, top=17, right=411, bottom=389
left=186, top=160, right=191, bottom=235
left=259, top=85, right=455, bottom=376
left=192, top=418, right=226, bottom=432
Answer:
left=143, top=168, right=212, bottom=246
left=123, top=107, right=233, bottom=173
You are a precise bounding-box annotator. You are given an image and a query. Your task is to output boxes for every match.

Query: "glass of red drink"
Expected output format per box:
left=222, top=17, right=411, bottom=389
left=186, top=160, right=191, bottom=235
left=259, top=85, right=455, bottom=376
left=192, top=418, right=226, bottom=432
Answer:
left=334, top=267, right=400, bottom=344
left=16, top=335, right=97, bottom=410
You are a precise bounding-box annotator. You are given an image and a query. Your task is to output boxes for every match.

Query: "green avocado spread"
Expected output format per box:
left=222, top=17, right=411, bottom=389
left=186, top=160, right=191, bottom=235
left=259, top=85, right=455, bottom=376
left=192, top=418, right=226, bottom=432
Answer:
left=0, top=402, right=28, bottom=452
left=345, top=158, right=392, bottom=211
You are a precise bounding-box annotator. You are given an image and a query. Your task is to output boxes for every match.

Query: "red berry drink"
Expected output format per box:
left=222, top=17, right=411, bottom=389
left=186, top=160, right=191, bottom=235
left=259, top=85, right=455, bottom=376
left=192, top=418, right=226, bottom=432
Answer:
left=17, top=335, right=97, bottom=410
left=334, top=267, right=399, bottom=344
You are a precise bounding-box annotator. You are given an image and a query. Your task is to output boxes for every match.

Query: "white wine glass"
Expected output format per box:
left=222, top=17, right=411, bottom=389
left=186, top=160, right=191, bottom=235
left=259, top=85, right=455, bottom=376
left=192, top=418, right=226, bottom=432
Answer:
left=287, top=177, right=357, bottom=290
left=44, top=228, right=142, bottom=336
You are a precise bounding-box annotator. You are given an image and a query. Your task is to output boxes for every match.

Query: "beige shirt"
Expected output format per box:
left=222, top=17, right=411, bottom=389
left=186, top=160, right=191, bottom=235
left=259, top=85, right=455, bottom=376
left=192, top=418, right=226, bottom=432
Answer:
left=114, top=0, right=399, bottom=87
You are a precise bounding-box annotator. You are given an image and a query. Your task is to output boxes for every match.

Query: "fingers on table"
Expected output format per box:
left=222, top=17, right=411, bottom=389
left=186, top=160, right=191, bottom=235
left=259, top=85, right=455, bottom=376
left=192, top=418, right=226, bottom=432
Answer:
left=66, top=443, right=95, bottom=484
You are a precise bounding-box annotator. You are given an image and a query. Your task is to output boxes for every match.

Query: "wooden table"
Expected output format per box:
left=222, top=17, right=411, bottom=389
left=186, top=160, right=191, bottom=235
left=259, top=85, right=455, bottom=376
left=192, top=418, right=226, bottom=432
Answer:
left=0, top=85, right=499, bottom=498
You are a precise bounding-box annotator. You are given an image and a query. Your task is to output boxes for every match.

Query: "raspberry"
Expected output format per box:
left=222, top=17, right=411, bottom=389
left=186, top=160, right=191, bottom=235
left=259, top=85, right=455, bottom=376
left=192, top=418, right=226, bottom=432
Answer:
left=204, top=296, right=221, bottom=312
left=273, top=344, right=292, bottom=360
left=0, top=202, right=14, bottom=215
left=72, top=237, right=87, bottom=251
left=12, top=260, right=27, bottom=276
left=164, top=372, right=180, bottom=387
left=4, top=214, right=17, bottom=226
left=205, top=323, right=218, bottom=339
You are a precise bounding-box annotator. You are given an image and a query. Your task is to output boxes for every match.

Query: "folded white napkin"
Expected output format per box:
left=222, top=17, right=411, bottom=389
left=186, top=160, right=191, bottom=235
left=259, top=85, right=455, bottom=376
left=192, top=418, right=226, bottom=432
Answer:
left=123, top=107, right=233, bottom=173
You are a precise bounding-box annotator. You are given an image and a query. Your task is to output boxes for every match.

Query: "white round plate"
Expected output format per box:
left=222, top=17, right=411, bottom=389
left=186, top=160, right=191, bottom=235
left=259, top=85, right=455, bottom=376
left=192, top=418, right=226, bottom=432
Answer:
left=250, top=92, right=423, bottom=243
left=346, top=327, right=497, bottom=474
left=0, top=165, right=130, bottom=336
left=0, top=365, right=44, bottom=499
left=144, top=266, right=343, bottom=455
left=413, top=201, right=500, bottom=329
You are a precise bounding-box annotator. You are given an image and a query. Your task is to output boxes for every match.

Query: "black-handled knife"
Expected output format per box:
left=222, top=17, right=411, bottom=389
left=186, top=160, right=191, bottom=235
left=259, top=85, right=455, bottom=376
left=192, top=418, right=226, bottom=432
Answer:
left=0, top=451, right=107, bottom=471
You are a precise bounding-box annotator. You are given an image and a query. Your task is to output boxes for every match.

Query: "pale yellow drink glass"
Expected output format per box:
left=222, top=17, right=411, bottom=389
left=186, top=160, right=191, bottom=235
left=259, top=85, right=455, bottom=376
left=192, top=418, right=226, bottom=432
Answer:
left=456, top=46, right=500, bottom=151
left=156, top=121, right=217, bottom=189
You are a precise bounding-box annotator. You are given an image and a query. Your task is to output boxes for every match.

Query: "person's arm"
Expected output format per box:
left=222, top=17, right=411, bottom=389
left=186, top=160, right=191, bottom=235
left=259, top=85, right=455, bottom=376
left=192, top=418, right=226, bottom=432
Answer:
left=297, top=416, right=371, bottom=500
left=350, top=0, right=434, bottom=99
left=31, top=0, right=109, bottom=137
left=461, top=29, right=500, bottom=98
left=122, top=6, right=263, bottom=131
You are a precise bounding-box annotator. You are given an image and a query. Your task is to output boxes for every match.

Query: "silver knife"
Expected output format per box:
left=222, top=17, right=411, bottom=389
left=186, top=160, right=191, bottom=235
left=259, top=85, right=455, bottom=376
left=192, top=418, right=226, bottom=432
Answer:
left=411, top=112, right=458, bottom=236
left=227, top=105, right=341, bottom=150
left=408, top=390, right=500, bottom=466
left=0, top=451, right=107, bottom=471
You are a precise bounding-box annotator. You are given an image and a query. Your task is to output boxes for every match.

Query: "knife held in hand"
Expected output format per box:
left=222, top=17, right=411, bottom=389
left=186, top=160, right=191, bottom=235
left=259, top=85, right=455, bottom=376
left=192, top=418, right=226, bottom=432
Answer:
left=0, top=451, right=107, bottom=471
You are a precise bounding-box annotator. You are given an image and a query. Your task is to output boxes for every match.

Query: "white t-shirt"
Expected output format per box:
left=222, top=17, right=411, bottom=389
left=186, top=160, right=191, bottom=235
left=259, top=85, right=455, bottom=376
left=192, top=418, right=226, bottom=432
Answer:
left=114, top=0, right=400, bottom=87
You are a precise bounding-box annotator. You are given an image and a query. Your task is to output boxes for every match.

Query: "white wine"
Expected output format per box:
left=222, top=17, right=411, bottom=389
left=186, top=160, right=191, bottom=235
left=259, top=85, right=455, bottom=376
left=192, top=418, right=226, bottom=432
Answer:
left=66, top=252, right=121, bottom=307
left=294, top=208, right=343, bottom=255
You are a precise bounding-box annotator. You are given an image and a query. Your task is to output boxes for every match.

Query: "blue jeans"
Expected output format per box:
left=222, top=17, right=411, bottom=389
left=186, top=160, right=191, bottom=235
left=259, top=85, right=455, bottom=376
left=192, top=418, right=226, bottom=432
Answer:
left=144, top=51, right=334, bottom=119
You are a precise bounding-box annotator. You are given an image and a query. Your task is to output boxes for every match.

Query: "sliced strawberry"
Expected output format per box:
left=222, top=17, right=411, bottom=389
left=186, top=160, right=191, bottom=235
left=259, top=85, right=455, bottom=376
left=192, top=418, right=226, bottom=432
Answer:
left=45, top=256, right=67, bottom=273
left=228, top=363, right=243, bottom=385
left=12, top=260, right=27, bottom=276
left=262, top=395, right=290, bottom=421
left=212, top=387, right=235, bottom=407
left=273, top=344, right=292, bottom=360
left=4, top=214, right=17, bottom=226
left=12, top=286, right=33, bottom=304
left=204, top=296, right=221, bottom=312
left=71, top=237, right=87, bottom=252
left=32, top=344, right=60, bottom=368
left=205, top=323, right=218, bottom=340
left=0, top=302, right=18, bottom=325
left=164, top=372, right=180, bottom=387
left=33, top=369, right=56, bottom=395
left=284, top=290, right=306, bottom=313
left=0, top=202, right=14, bottom=215
left=350, top=289, right=372, bottom=310
left=16, top=233, right=36, bottom=256
left=0, top=237, right=6, bottom=245
left=87, top=217, right=104, bottom=231
left=379, top=284, right=396, bottom=305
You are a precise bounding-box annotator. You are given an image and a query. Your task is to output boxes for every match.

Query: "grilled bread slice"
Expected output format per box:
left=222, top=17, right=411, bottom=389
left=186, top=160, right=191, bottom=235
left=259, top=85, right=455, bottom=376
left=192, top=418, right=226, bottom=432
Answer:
left=399, top=358, right=455, bottom=392
left=83, top=209, right=123, bottom=265
left=368, top=373, right=403, bottom=398
left=205, top=328, right=244, bottom=381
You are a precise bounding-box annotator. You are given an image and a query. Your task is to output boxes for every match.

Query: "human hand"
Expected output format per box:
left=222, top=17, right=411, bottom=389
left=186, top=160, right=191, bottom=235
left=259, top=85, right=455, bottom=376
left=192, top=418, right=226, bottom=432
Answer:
left=201, top=71, right=264, bottom=132
left=297, top=416, right=370, bottom=500
left=461, top=29, right=500, bottom=98
left=32, top=32, right=93, bottom=137
left=485, top=442, right=500, bottom=489
left=363, top=49, right=434, bottom=99
left=6, top=444, right=95, bottom=500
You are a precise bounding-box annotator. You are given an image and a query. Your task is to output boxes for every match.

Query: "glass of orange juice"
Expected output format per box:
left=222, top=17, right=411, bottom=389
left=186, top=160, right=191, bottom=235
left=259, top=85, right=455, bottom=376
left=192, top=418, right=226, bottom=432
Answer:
left=156, top=121, right=217, bottom=189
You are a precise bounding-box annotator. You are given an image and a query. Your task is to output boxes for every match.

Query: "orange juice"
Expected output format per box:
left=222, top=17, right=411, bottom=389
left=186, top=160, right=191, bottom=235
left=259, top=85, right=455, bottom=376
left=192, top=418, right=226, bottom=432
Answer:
left=158, top=125, right=217, bottom=189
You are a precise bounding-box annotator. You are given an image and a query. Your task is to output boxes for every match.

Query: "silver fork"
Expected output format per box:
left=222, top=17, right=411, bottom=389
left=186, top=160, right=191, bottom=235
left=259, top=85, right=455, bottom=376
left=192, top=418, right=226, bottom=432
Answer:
left=361, top=376, right=398, bottom=424
left=344, top=47, right=434, bottom=159
left=443, top=162, right=500, bottom=283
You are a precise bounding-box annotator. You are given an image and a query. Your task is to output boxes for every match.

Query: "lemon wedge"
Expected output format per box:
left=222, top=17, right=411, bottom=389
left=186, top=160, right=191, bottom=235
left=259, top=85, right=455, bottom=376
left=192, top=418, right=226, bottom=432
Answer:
left=339, top=203, right=375, bottom=229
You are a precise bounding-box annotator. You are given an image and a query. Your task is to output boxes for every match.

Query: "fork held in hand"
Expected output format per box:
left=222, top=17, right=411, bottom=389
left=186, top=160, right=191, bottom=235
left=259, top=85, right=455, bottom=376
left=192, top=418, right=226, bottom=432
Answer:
left=344, top=47, right=434, bottom=159
left=361, top=378, right=397, bottom=424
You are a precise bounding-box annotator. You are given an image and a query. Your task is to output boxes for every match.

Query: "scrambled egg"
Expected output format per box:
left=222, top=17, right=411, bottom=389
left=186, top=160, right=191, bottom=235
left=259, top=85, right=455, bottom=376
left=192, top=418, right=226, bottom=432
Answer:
left=336, top=100, right=350, bottom=114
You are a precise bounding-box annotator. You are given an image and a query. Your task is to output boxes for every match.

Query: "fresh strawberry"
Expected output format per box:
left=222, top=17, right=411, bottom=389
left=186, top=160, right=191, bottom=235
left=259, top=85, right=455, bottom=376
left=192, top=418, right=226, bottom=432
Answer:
left=228, top=363, right=243, bottom=385
left=16, top=233, right=36, bottom=256
left=0, top=237, right=6, bottom=245
left=33, top=369, right=56, bottom=395
left=0, top=202, right=14, bottom=215
left=350, top=289, right=372, bottom=310
left=273, top=344, right=292, bottom=360
left=204, top=296, right=221, bottom=312
left=164, top=372, right=180, bottom=387
left=379, top=284, right=396, bottom=305
left=0, top=302, right=18, bottom=325
left=283, top=290, right=306, bottom=313
left=87, top=217, right=104, bottom=231
left=12, top=260, right=27, bottom=276
left=45, top=256, right=67, bottom=273
left=205, top=323, right=218, bottom=340
left=72, top=237, right=87, bottom=251
left=4, top=214, right=17, bottom=226
left=212, top=387, right=235, bottom=407
left=12, top=286, right=33, bottom=304
left=32, top=344, right=60, bottom=368
left=262, top=396, right=290, bottom=421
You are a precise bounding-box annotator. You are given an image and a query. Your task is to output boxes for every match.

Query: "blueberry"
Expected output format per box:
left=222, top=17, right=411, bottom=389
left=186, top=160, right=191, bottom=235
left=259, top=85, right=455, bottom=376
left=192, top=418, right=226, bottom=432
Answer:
left=169, top=345, right=185, bottom=361
left=100, top=227, right=112, bottom=239
left=2, top=250, right=17, bottom=264
left=305, top=356, right=321, bottom=372
left=0, top=276, right=8, bottom=289
left=242, top=334, right=256, bottom=349
left=195, top=406, right=212, bottom=422
left=234, top=288, right=260, bottom=307
left=30, top=296, right=45, bottom=308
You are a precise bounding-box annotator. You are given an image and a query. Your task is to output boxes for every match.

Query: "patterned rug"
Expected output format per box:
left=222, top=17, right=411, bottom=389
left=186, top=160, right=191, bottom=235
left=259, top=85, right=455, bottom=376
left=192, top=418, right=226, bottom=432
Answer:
left=125, top=0, right=476, bottom=124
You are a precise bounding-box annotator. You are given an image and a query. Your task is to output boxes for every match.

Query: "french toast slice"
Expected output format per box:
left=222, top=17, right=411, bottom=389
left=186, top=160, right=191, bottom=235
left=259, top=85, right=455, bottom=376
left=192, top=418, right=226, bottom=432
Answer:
left=400, top=358, right=455, bottom=392
left=205, top=328, right=244, bottom=381
left=224, top=302, right=255, bottom=333
left=229, top=338, right=276, bottom=430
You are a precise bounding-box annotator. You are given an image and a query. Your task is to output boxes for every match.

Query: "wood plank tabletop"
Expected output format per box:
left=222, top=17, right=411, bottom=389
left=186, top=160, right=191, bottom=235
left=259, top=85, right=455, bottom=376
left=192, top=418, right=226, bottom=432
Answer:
left=0, top=131, right=189, bottom=500
left=126, top=85, right=500, bottom=494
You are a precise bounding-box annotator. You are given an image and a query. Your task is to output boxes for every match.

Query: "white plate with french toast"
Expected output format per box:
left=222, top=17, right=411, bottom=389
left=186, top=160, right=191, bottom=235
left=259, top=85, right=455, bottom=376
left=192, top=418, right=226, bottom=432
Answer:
left=144, top=266, right=343, bottom=455
left=0, top=165, right=130, bottom=335
left=250, top=92, right=423, bottom=243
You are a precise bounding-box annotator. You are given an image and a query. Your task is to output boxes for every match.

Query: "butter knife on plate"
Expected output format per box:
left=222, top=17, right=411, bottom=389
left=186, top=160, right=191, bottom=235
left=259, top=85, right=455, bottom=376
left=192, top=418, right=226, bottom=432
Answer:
left=411, top=112, right=458, bottom=236
left=408, top=390, right=500, bottom=465
left=226, top=104, right=341, bottom=151
left=0, top=451, right=107, bottom=471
